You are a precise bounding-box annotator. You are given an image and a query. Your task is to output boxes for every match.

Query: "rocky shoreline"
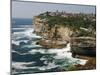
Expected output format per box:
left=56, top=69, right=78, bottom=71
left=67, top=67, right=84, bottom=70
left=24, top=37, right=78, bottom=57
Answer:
left=33, top=11, right=96, bottom=70
left=74, top=57, right=96, bottom=70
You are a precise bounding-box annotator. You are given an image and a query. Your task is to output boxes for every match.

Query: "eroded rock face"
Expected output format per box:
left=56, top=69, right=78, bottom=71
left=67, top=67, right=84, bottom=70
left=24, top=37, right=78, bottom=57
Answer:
left=71, top=37, right=96, bottom=58
left=34, top=18, right=72, bottom=39
left=33, top=17, right=43, bottom=34
left=33, top=12, right=96, bottom=70
left=33, top=13, right=96, bottom=56
left=33, top=16, right=73, bottom=48
left=57, top=26, right=73, bottom=42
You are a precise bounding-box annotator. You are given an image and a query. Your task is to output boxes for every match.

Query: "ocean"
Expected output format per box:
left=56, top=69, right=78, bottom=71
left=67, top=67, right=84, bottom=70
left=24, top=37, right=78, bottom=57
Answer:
left=11, top=18, right=87, bottom=75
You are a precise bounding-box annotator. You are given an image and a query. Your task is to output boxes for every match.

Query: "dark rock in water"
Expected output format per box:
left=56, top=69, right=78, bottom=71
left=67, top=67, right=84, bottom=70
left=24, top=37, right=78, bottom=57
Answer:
left=20, top=42, right=27, bottom=46
left=36, top=41, right=39, bottom=45
left=71, top=37, right=96, bottom=58
left=71, top=46, right=96, bottom=57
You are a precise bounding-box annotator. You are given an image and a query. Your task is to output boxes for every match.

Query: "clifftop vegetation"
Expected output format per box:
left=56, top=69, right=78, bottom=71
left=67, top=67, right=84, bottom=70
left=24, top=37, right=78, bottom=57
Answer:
left=33, top=11, right=96, bottom=70
left=37, top=11, right=96, bottom=37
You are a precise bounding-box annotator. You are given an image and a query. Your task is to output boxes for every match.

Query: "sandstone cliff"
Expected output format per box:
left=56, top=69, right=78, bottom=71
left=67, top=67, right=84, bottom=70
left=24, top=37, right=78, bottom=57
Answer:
left=33, top=11, right=96, bottom=56
left=33, top=11, right=96, bottom=70
left=33, top=16, right=74, bottom=41
left=33, top=16, right=74, bottom=48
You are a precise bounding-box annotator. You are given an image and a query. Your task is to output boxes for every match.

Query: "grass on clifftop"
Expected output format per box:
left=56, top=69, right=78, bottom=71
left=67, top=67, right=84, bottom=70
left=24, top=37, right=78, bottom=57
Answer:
left=38, top=12, right=96, bottom=37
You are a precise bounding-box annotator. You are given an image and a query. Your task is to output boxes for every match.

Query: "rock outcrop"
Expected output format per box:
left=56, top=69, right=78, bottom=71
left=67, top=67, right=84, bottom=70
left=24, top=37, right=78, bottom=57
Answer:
left=33, top=11, right=96, bottom=70
left=33, top=11, right=96, bottom=57
left=33, top=16, right=73, bottom=48
left=71, top=36, right=96, bottom=57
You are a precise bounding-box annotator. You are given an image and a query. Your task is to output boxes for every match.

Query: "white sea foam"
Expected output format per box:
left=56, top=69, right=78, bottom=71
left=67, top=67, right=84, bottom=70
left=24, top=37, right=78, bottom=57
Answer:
left=12, top=50, right=29, bottom=55
left=12, top=40, right=29, bottom=45
left=23, top=28, right=41, bottom=38
left=22, top=45, right=41, bottom=49
left=29, top=43, right=71, bottom=58
left=12, top=25, right=87, bottom=74
left=12, top=62, right=35, bottom=69
left=29, top=43, right=87, bottom=65
left=39, top=61, right=59, bottom=70
left=12, top=27, right=40, bottom=40
left=12, top=28, right=27, bottom=30
left=29, top=49, right=46, bottom=54
left=12, top=27, right=41, bottom=45
left=12, top=61, right=58, bottom=71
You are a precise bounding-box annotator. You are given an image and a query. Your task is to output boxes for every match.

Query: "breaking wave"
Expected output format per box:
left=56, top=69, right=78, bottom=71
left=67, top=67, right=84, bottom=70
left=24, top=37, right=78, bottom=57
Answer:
left=12, top=25, right=87, bottom=74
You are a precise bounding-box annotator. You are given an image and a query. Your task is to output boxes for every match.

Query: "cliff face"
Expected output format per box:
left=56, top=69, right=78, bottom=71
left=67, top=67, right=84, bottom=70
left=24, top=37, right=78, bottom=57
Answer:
left=33, top=17, right=43, bottom=33
left=33, top=12, right=96, bottom=55
left=33, top=12, right=96, bottom=69
left=33, top=16, right=73, bottom=43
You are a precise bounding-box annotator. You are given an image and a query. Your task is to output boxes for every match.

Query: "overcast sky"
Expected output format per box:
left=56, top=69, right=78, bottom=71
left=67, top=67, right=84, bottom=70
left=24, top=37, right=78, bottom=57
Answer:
left=12, top=1, right=96, bottom=18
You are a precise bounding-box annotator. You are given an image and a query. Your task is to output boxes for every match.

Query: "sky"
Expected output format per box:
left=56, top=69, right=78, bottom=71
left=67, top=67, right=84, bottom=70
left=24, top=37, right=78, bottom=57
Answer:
left=12, top=1, right=96, bottom=18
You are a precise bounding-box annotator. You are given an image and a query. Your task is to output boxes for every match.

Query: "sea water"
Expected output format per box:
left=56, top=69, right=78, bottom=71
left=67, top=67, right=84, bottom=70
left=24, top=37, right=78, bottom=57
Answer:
left=12, top=23, right=87, bottom=75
